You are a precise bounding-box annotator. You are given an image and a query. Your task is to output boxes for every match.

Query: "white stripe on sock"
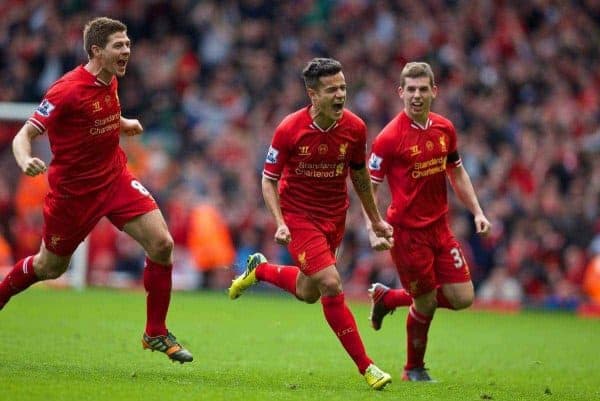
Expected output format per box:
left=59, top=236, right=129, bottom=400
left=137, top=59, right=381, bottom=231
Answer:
left=22, top=256, right=32, bottom=275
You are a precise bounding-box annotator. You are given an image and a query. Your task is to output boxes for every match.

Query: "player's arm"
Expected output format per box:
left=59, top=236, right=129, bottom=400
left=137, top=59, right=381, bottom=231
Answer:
left=261, top=176, right=291, bottom=245
left=12, top=122, right=47, bottom=176
left=447, top=163, right=491, bottom=235
left=350, top=164, right=393, bottom=248
left=120, top=116, right=143, bottom=136
left=361, top=180, right=394, bottom=251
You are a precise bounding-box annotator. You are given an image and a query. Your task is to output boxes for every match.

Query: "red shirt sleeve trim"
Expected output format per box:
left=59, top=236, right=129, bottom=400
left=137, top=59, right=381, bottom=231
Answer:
left=370, top=175, right=384, bottom=183
left=448, top=159, right=462, bottom=169
left=263, top=170, right=280, bottom=180
left=27, top=118, right=46, bottom=133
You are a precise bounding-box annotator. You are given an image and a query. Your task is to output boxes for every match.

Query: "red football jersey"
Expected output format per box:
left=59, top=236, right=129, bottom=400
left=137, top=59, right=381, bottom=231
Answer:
left=368, top=111, right=462, bottom=228
left=28, top=65, right=127, bottom=197
left=263, top=106, right=367, bottom=220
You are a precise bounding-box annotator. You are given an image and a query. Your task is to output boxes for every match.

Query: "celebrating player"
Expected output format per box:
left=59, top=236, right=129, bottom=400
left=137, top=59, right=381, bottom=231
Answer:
left=0, top=17, right=193, bottom=363
left=228, top=58, right=393, bottom=390
left=365, top=62, right=491, bottom=382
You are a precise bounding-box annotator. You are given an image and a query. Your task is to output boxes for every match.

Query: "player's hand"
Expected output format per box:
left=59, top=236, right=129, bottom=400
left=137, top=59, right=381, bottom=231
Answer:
left=368, top=220, right=394, bottom=251
left=121, top=118, right=143, bottom=136
left=274, top=224, right=291, bottom=245
left=474, top=214, right=491, bottom=236
left=21, top=157, right=47, bottom=176
left=368, top=228, right=393, bottom=251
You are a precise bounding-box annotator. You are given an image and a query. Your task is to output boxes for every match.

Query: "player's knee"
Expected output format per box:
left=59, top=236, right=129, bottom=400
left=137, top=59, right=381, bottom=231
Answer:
left=296, top=278, right=321, bottom=303
left=318, top=278, right=342, bottom=297
left=414, top=291, right=437, bottom=314
left=451, top=293, right=474, bottom=310
left=302, top=293, right=321, bottom=304
left=148, top=234, right=174, bottom=260
left=34, top=260, right=69, bottom=280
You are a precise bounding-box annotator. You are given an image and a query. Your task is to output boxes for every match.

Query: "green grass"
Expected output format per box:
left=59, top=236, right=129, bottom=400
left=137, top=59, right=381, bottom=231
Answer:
left=1, top=287, right=598, bottom=401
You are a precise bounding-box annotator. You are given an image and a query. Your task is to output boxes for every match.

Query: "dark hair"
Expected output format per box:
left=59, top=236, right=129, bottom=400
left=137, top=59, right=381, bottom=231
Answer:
left=83, top=17, right=127, bottom=59
left=399, top=62, right=435, bottom=88
left=302, top=58, right=343, bottom=89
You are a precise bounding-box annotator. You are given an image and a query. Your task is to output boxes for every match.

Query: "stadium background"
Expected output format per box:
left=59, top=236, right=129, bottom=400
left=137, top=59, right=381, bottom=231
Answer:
left=0, top=0, right=599, bottom=312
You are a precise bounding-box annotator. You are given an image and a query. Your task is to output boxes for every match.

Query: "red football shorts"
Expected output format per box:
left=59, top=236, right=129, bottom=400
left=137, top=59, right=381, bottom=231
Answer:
left=390, top=217, right=471, bottom=297
left=284, top=212, right=345, bottom=276
left=42, top=169, right=158, bottom=256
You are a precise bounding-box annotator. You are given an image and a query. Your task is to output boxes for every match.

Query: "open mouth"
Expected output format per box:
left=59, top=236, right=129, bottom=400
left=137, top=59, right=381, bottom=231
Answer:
left=332, top=102, right=344, bottom=112
left=117, top=59, right=128, bottom=68
left=411, top=102, right=424, bottom=111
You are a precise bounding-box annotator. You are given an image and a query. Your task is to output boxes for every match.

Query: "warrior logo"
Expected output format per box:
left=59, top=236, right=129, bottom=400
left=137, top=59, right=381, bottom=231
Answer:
left=298, top=146, right=311, bottom=156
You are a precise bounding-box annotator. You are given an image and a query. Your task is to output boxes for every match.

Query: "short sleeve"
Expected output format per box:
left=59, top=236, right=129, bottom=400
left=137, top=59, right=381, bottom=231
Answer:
left=28, top=83, right=69, bottom=134
left=262, top=124, right=290, bottom=180
left=368, top=133, right=391, bottom=184
left=349, top=120, right=367, bottom=165
left=446, top=121, right=462, bottom=169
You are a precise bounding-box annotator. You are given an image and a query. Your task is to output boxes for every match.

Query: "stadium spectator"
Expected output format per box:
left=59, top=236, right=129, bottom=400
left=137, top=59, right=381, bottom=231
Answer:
left=364, top=62, right=491, bottom=382
left=0, top=232, right=13, bottom=267
left=0, top=17, right=193, bottom=364
left=228, top=58, right=393, bottom=390
left=187, top=200, right=236, bottom=288
left=0, top=1, right=598, bottom=310
left=583, top=251, right=600, bottom=305
left=477, top=265, right=523, bottom=304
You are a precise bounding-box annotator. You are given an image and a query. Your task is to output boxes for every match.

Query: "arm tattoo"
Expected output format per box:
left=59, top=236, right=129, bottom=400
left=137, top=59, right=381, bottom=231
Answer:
left=351, top=168, right=372, bottom=193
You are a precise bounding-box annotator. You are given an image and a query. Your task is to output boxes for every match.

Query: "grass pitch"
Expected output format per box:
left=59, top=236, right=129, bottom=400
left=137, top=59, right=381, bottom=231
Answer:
left=0, top=287, right=598, bottom=401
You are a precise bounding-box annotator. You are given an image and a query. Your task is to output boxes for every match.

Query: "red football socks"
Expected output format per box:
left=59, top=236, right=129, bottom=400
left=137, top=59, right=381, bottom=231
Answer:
left=405, top=305, right=433, bottom=370
left=383, top=288, right=413, bottom=309
left=0, top=257, right=39, bottom=309
left=143, top=258, right=172, bottom=337
left=255, top=262, right=299, bottom=296
left=321, top=293, right=372, bottom=374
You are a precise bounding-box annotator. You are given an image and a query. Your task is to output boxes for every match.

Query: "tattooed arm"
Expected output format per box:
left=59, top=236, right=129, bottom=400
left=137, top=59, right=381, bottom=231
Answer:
left=350, top=165, right=393, bottom=245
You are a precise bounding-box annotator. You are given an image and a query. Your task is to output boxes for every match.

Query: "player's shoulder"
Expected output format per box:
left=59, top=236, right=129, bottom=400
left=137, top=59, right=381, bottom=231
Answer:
left=45, top=66, right=87, bottom=95
left=277, top=107, right=310, bottom=132
left=341, top=108, right=366, bottom=130
left=429, top=112, right=455, bottom=130
left=57, top=66, right=87, bottom=85
left=377, top=112, right=404, bottom=139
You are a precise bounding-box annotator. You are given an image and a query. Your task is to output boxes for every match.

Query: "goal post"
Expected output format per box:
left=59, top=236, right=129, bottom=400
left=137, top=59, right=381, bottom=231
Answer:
left=0, top=102, right=38, bottom=120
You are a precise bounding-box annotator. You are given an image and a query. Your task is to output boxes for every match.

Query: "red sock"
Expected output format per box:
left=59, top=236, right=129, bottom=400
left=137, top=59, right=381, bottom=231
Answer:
left=321, top=293, right=372, bottom=374
left=256, top=262, right=299, bottom=296
left=0, top=257, right=39, bottom=309
left=143, top=258, right=172, bottom=337
left=405, top=305, right=433, bottom=370
left=436, top=289, right=455, bottom=310
left=383, top=288, right=413, bottom=309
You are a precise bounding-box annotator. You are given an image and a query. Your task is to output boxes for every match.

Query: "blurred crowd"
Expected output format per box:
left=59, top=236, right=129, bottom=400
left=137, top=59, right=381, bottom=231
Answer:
left=1, top=0, right=599, bottom=310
